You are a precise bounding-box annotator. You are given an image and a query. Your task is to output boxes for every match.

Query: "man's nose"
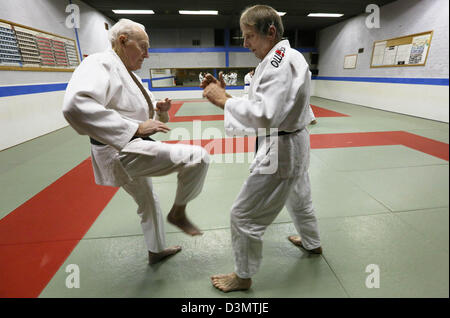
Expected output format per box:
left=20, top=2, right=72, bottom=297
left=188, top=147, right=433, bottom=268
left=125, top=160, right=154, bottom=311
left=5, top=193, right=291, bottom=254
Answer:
left=243, top=39, right=249, bottom=48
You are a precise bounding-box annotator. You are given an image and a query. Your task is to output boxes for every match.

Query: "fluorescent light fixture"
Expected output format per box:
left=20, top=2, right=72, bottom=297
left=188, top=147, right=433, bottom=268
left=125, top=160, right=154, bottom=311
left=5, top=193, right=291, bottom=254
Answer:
left=179, top=10, right=218, bottom=15
left=307, top=13, right=344, bottom=17
left=113, top=10, right=155, bottom=14
left=277, top=12, right=287, bottom=16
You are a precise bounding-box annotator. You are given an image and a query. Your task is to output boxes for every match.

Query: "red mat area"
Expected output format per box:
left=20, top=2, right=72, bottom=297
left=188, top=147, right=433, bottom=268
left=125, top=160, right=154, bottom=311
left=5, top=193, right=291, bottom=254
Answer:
left=0, top=130, right=447, bottom=298
left=310, top=105, right=349, bottom=117
left=167, top=101, right=348, bottom=123
left=0, top=159, right=119, bottom=298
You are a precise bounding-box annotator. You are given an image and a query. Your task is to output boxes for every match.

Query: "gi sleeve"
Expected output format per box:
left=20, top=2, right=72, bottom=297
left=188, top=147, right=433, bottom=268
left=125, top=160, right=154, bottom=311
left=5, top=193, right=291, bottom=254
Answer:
left=62, top=56, right=139, bottom=150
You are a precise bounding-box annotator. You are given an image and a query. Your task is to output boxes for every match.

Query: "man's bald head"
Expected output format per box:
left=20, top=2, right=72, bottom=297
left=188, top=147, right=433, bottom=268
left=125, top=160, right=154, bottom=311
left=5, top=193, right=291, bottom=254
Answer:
left=109, top=19, right=148, bottom=49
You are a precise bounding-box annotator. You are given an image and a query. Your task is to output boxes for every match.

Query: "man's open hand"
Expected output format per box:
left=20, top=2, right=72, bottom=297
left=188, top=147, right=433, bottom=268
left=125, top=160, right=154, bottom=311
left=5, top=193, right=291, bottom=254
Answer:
left=136, top=118, right=170, bottom=137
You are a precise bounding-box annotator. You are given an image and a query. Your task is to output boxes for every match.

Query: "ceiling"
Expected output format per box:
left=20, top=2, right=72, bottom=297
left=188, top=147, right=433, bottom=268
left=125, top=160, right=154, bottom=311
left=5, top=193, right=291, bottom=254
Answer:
left=83, top=0, right=397, bottom=31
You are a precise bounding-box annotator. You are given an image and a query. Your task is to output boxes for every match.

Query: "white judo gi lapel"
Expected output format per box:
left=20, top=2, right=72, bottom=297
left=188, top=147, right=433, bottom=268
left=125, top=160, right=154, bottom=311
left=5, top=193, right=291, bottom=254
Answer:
left=128, top=70, right=155, bottom=119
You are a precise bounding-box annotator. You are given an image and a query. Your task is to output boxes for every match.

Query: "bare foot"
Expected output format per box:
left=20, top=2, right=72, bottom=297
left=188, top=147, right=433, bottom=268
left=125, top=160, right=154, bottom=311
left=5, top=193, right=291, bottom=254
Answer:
left=211, top=272, right=251, bottom=292
left=288, top=235, right=322, bottom=254
left=148, top=245, right=182, bottom=264
left=167, top=210, right=202, bottom=236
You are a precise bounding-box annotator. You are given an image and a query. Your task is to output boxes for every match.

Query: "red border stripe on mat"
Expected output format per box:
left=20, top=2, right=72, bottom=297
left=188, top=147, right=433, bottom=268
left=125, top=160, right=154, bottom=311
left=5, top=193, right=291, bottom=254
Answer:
left=168, top=101, right=349, bottom=123
left=166, top=131, right=448, bottom=161
left=310, top=105, right=349, bottom=117
left=0, top=158, right=118, bottom=298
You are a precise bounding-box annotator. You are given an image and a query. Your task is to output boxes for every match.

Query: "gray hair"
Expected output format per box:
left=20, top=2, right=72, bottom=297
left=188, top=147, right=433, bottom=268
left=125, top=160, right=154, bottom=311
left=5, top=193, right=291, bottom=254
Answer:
left=240, top=5, right=284, bottom=42
left=108, top=18, right=146, bottom=45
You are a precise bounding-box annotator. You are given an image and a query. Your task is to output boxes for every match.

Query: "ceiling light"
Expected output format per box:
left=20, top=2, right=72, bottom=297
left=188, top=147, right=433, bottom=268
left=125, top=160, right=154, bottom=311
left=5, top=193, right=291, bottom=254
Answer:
left=179, top=10, right=218, bottom=15
left=277, top=12, right=287, bottom=16
left=178, top=10, right=219, bottom=15
left=307, top=13, right=344, bottom=17
left=113, top=10, right=155, bottom=14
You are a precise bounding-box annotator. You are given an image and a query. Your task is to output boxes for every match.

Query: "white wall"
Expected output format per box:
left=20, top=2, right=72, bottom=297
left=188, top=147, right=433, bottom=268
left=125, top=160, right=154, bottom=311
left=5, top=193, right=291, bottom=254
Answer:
left=314, top=0, right=449, bottom=122
left=0, top=0, right=114, bottom=150
left=148, top=28, right=215, bottom=48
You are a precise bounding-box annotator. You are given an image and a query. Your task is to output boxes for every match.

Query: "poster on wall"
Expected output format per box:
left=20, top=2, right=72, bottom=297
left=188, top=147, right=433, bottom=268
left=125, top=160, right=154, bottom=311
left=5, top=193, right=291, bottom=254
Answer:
left=344, top=54, right=358, bottom=69
left=371, top=41, right=387, bottom=66
left=394, top=44, right=413, bottom=65
left=409, top=34, right=431, bottom=65
left=382, top=46, right=398, bottom=65
left=370, top=31, right=433, bottom=68
left=0, top=18, right=80, bottom=71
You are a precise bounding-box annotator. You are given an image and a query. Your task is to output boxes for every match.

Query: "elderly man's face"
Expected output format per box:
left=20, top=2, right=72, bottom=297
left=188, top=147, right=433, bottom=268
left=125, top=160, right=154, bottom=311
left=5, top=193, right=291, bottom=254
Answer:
left=121, top=28, right=149, bottom=71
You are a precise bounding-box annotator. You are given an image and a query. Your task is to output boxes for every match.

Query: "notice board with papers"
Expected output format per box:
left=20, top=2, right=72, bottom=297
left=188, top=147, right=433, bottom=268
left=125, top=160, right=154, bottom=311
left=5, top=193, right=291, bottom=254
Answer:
left=0, top=18, right=80, bottom=72
left=370, top=31, right=433, bottom=68
left=344, top=54, right=358, bottom=69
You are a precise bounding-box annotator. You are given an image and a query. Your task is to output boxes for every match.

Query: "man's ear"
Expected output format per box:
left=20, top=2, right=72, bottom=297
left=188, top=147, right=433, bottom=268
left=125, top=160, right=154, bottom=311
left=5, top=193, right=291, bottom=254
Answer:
left=268, top=25, right=277, bottom=40
left=119, top=34, right=128, bottom=45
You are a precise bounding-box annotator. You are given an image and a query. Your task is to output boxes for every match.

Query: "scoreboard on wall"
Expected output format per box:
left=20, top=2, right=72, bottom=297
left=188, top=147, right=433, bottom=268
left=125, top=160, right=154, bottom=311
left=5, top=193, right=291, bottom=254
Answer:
left=0, top=19, right=80, bottom=71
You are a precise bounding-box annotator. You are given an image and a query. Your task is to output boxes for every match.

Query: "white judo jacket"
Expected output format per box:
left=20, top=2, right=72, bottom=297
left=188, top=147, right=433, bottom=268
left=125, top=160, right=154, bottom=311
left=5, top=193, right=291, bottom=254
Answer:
left=63, top=49, right=168, bottom=187
left=224, top=40, right=313, bottom=178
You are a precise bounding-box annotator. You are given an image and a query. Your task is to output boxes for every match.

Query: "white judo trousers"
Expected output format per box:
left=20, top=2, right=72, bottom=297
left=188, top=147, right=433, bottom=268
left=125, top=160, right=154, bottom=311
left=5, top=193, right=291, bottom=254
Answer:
left=119, top=140, right=209, bottom=253
left=230, top=130, right=320, bottom=279
left=222, top=40, right=321, bottom=279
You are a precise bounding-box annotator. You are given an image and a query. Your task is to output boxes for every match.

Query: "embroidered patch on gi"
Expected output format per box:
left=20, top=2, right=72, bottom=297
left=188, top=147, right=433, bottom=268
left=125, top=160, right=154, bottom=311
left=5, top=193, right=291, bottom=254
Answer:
left=271, top=47, right=286, bottom=68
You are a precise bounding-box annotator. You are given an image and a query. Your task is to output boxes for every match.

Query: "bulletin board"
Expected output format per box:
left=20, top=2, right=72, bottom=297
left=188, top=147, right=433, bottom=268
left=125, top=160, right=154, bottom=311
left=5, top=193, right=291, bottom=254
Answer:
left=0, top=18, right=80, bottom=72
left=344, top=54, right=358, bottom=69
left=370, top=31, right=433, bottom=68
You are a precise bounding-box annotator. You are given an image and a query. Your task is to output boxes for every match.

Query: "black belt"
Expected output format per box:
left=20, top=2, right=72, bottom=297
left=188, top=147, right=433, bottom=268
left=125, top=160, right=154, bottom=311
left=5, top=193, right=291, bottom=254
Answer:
left=255, top=129, right=301, bottom=153
left=90, top=136, right=155, bottom=146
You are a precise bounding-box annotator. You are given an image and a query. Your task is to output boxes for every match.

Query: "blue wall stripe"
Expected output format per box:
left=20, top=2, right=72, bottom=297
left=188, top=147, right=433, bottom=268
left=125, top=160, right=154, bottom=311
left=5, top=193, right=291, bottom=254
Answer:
left=148, top=48, right=236, bottom=53
left=312, top=76, right=449, bottom=86
left=151, top=76, right=175, bottom=81
left=0, top=83, right=68, bottom=97
left=148, top=86, right=245, bottom=91
left=148, top=47, right=317, bottom=53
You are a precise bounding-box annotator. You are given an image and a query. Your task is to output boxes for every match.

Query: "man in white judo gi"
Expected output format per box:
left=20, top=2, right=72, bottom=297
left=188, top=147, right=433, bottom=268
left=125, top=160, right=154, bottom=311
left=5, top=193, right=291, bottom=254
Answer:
left=202, top=5, right=322, bottom=292
left=63, top=19, right=209, bottom=264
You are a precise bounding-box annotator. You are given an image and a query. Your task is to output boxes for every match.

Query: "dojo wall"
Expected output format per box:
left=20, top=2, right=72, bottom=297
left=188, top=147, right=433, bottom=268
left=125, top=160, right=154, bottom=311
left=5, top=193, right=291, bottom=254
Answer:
left=138, top=50, right=312, bottom=101
left=0, top=0, right=114, bottom=151
left=314, top=0, right=449, bottom=122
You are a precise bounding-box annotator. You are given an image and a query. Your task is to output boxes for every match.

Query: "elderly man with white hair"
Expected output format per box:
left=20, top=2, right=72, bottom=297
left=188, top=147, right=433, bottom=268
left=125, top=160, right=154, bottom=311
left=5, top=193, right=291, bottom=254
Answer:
left=63, top=19, right=209, bottom=264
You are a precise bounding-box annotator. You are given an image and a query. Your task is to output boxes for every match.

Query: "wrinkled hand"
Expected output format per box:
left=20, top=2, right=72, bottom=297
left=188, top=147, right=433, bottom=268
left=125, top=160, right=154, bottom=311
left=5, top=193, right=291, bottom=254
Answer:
left=156, top=97, right=172, bottom=112
left=200, top=72, right=226, bottom=89
left=136, top=118, right=170, bottom=137
left=202, top=82, right=228, bottom=108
